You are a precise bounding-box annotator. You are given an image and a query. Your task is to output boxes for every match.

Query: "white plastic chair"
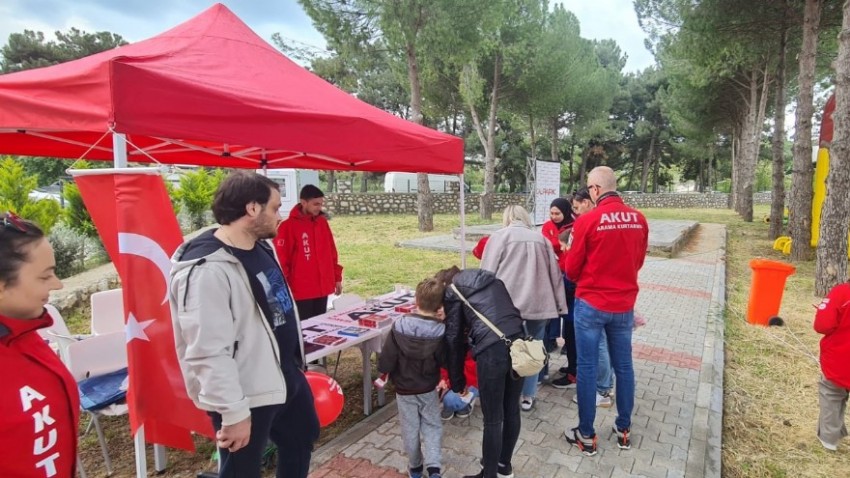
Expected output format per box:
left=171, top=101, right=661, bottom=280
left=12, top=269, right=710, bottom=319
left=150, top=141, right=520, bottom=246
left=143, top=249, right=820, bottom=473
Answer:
left=38, top=304, right=89, bottom=363
left=66, top=332, right=128, bottom=476
left=90, top=289, right=125, bottom=335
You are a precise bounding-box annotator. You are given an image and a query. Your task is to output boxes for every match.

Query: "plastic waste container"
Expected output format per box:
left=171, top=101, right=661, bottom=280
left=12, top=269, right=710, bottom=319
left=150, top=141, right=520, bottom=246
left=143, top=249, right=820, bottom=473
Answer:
left=747, top=259, right=796, bottom=326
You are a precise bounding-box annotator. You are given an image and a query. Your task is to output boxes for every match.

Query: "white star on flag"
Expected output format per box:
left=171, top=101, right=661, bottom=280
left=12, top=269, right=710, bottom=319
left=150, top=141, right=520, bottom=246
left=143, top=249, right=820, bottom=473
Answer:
left=125, top=312, right=156, bottom=343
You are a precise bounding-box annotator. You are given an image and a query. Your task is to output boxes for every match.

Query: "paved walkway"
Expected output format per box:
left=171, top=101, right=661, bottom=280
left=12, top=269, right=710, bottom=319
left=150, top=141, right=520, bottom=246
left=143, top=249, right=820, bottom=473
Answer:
left=310, top=223, right=726, bottom=478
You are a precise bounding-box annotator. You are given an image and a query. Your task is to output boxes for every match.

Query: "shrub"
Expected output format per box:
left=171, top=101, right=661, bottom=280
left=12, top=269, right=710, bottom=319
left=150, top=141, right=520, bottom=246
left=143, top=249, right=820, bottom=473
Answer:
left=174, top=168, right=226, bottom=230
left=0, top=157, right=62, bottom=233
left=49, top=224, right=87, bottom=279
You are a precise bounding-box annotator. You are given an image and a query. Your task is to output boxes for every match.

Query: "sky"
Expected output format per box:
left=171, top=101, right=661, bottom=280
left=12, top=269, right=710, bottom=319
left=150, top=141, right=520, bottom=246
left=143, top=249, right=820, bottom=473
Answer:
left=0, top=0, right=655, bottom=73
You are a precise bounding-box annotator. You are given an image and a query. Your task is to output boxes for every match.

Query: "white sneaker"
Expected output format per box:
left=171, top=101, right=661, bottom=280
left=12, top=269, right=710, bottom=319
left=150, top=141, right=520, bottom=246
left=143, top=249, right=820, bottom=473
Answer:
left=819, top=435, right=838, bottom=451
left=520, top=397, right=534, bottom=411
left=572, top=392, right=613, bottom=408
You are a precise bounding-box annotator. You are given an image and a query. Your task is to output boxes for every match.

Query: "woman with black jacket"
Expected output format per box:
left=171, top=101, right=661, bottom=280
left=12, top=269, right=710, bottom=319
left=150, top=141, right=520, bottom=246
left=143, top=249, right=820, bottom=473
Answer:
left=436, top=266, right=524, bottom=478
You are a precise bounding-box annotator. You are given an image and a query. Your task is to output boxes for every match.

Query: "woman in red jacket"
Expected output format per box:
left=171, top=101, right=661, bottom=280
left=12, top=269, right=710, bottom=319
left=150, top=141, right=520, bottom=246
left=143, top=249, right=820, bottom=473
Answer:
left=814, top=280, right=850, bottom=451
left=0, top=212, right=78, bottom=478
left=541, top=197, right=575, bottom=260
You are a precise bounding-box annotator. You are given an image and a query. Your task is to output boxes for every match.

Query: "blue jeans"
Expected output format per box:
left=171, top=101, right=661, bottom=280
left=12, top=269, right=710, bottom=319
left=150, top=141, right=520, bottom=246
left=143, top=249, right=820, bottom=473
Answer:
left=597, top=330, right=613, bottom=393
left=574, top=298, right=635, bottom=436
left=522, top=320, right=548, bottom=398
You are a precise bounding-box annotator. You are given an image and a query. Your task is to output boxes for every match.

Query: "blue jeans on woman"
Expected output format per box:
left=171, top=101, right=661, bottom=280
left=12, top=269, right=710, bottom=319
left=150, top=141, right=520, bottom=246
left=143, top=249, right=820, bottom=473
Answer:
left=522, top=320, right=549, bottom=398
left=574, top=298, right=635, bottom=437
left=475, top=342, right=523, bottom=478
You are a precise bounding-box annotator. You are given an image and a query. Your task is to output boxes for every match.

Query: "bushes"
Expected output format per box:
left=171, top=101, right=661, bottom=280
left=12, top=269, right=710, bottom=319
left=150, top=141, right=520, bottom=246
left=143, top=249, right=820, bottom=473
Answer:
left=173, top=168, right=225, bottom=229
left=48, top=224, right=87, bottom=278
left=0, top=157, right=62, bottom=233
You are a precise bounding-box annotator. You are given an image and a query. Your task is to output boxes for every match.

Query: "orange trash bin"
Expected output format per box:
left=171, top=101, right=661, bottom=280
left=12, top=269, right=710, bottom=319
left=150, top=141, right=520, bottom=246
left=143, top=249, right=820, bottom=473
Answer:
left=747, top=259, right=796, bottom=326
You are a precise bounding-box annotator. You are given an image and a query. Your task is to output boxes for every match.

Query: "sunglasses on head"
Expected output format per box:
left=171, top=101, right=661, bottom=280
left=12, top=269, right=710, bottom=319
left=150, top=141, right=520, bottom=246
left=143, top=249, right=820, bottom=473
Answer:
left=2, top=212, right=28, bottom=233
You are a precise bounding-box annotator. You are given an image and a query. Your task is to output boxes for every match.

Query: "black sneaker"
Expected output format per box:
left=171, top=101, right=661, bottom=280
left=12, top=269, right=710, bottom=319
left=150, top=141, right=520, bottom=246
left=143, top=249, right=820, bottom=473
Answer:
left=612, top=424, right=631, bottom=449
left=551, top=373, right=577, bottom=389
left=564, top=427, right=597, bottom=456
left=440, top=407, right=454, bottom=421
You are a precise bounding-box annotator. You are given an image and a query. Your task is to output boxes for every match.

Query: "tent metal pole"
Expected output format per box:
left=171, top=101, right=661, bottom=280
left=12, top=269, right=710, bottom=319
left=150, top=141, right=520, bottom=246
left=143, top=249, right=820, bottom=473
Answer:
left=112, top=133, right=128, bottom=168
left=459, top=173, right=466, bottom=269
left=134, top=426, right=148, bottom=477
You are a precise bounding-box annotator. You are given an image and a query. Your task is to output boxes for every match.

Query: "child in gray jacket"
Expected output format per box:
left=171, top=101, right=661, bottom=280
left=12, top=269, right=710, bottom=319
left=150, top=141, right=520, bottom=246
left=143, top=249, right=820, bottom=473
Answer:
left=378, top=277, right=447, bottom=478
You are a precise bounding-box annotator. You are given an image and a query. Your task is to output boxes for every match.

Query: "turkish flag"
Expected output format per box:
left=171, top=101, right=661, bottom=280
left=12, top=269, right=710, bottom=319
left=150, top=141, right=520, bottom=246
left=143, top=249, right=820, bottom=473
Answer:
left=73, top=170, right=214, bottom=450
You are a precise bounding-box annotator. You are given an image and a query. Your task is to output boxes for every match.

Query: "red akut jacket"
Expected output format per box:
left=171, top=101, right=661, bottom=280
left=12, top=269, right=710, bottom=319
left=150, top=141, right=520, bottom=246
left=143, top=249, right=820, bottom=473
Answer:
left=541, top=219, right=573, bottom=261
left=1, top=310, right=80, bottom=478
left=565, top=193, right=648, bottom=313
left=440, top=350, right=478, bottom=388
left=814, top=282, right=850, bottom=389
left=274, top=204, right=343, bottom=301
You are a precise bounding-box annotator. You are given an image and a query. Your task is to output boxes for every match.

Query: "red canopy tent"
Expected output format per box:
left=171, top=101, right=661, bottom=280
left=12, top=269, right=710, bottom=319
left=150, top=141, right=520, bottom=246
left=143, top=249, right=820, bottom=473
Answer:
left=0, top=3, right=463, bottom=173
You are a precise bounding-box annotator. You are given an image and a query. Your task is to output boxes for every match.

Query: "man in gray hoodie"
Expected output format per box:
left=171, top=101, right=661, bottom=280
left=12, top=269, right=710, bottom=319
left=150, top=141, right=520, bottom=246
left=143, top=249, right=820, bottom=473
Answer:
left=169, top=172, right=318, bottom=478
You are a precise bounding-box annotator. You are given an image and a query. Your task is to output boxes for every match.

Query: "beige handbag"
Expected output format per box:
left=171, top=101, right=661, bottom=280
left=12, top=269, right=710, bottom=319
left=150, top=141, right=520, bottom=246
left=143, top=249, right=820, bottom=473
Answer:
left=450, top=284, right=548, bottom=378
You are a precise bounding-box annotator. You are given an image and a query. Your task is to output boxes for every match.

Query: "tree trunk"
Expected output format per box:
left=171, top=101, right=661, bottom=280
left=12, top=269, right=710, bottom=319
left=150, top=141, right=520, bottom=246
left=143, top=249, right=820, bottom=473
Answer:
left=326, top=170, right=336, bottom=193
left=568, top=141, right=576, bottom=191
left=790, top=0, right=821, bottom=260
left=641, top=133, right=656, bottom=192
left=359, top=173, right=368, bottom=193
left=736, top=68, right=771, bottom=222
left=628, top=149, right=641, bottom=191
left=526, top=113, right=536, bottom=212
left=405, top=40, right=433, bottom=232
left=652, top=154, right=660, bottom=192
left=815, top=0, right=850, bottom=295
left=480, top=55, right=502, bottom=220
left=770, top=23, right=789, bottom=239
left=730, top=132, right=738, bottom=208
left=550, top=117, right=559, bottom=164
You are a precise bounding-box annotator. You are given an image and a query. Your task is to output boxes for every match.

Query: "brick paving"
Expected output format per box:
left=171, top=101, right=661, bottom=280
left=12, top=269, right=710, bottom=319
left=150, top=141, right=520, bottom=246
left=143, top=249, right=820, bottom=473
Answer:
left=311, top=222, right=726, bottom=478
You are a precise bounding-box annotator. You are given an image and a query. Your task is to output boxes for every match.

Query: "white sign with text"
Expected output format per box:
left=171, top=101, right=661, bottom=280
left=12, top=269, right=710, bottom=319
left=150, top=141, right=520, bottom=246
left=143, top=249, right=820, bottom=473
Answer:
left=534, top=160, right=561, bottom=224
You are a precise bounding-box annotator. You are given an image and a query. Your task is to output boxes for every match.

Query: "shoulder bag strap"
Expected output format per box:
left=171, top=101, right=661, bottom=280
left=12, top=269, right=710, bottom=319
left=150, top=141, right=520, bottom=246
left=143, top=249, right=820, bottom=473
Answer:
left=449, top=283, right=511, bottom=345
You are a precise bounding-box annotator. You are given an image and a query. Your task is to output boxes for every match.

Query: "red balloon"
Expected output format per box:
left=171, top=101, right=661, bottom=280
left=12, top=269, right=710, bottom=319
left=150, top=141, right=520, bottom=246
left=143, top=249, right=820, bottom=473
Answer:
left=304, top=371, right=345, bottom=427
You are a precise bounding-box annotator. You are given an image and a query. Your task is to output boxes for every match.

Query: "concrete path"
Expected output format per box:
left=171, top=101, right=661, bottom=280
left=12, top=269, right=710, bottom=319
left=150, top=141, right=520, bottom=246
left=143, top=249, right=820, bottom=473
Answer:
left=310, top=223, right=726, bottom=478
left=398, top=220, right=699, bottom=259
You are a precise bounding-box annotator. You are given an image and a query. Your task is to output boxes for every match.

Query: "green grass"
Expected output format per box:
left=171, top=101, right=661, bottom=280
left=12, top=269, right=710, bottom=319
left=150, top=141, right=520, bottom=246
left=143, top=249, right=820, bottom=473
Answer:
left=331, top=214, right=490, bottom=297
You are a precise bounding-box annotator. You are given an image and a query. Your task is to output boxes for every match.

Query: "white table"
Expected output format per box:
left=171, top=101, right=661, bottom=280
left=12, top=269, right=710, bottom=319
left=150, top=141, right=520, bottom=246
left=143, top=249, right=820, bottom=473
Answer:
left=302, top=290, right=415, bottom=415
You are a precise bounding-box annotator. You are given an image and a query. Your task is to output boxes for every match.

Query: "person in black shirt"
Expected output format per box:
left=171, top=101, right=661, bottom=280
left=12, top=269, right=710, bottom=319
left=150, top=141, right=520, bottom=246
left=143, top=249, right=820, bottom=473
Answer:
left=170, top=172, right=319, bottom=478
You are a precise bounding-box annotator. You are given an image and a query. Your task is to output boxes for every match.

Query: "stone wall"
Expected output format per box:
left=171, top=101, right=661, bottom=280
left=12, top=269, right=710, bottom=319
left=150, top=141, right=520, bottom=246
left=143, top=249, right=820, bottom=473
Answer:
left=324, top=193, right=528, bottom=215
left=323, top=191, right=774, bottom=215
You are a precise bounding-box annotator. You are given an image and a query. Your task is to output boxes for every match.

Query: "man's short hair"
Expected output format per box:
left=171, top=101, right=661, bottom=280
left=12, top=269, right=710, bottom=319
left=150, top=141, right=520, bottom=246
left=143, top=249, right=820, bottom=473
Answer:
left=300, top=184, right=325, bottom=201
left=558, top=229, right=571, bottom=243
left=415, top=277, right=446, bottom=313
left=212, top=172, right=279, bottom=225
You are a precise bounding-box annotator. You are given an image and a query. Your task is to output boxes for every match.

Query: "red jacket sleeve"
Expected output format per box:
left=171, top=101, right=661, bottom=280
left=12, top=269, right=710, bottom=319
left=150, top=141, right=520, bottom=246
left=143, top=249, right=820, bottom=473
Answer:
left=328, top=223, right=343, bottom=282
left=274, top=221, right=294, bottom=280
left=565, top=216, right=589, bottom=282
left=815, top=283, right=850, bottom=335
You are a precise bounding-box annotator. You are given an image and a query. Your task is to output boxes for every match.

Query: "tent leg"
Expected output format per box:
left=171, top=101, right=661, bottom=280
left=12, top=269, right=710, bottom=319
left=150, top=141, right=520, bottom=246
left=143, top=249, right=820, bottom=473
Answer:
left=135, top=426, right=148, bottom=478
left=154, top=445, right=167, bottom=472
left=112, top=133, right=128, bottom=168
left=459, top=173, right=466, bottom=269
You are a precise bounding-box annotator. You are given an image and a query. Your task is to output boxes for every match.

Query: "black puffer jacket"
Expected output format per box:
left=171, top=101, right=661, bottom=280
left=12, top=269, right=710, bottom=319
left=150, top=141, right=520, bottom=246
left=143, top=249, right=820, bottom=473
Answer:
left=444, top=269, right=524, bottom=392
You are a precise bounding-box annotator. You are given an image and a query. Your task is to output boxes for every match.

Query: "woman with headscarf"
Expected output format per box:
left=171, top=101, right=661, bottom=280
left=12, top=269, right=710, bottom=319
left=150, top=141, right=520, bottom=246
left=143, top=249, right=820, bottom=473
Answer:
left=541, top=197, right=576, bottom=260
left=540, top=197, right=577, bottom=354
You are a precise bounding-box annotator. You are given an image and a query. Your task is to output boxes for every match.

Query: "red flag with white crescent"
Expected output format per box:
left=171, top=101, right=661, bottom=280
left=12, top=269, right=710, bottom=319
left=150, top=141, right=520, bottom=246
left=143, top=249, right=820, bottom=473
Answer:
left=73, top=170, right=214, bottom=450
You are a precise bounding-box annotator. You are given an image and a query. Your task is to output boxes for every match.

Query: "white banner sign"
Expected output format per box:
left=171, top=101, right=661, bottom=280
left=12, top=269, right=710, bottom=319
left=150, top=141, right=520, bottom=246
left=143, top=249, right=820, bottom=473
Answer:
left=534, top=160, right=561, bottom=224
